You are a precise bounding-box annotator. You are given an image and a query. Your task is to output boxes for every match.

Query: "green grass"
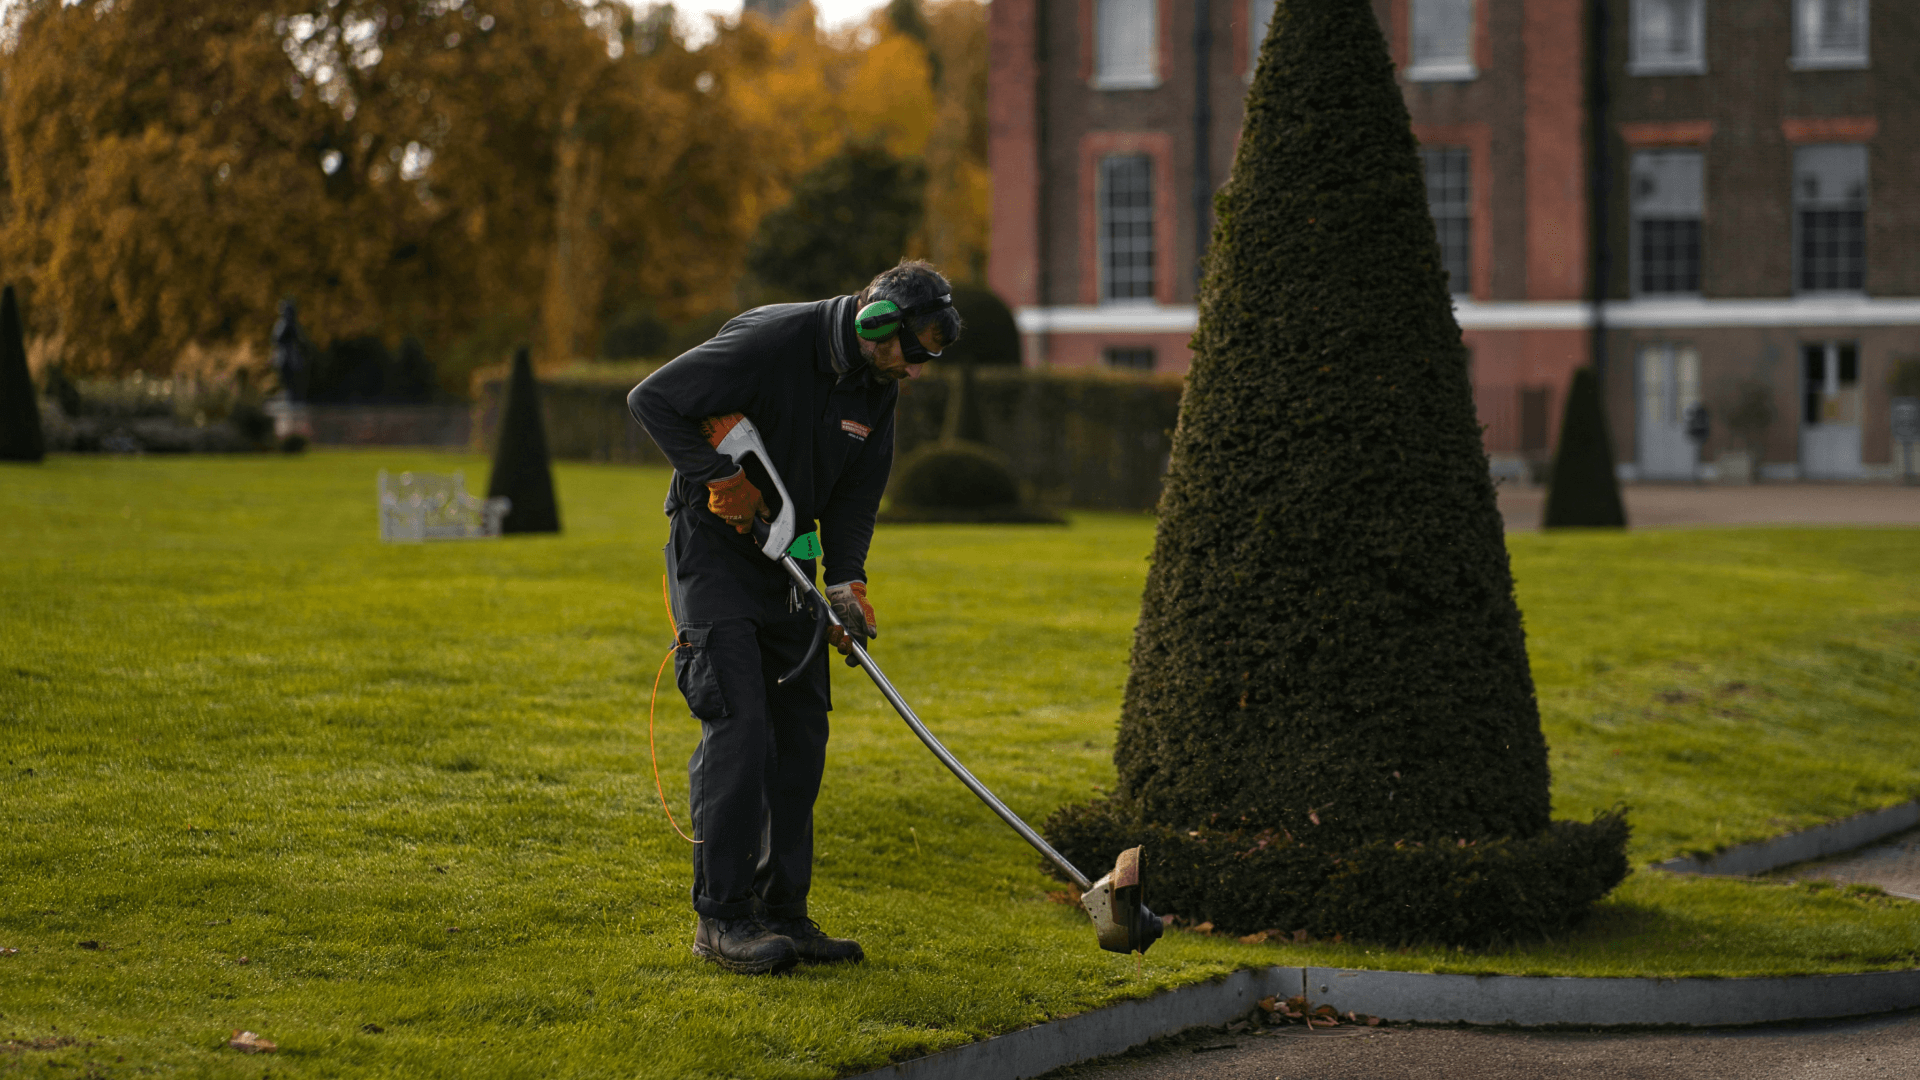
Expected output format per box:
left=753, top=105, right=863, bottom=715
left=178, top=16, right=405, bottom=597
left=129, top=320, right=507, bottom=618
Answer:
left=2, top=452, right=1918, bottom=1077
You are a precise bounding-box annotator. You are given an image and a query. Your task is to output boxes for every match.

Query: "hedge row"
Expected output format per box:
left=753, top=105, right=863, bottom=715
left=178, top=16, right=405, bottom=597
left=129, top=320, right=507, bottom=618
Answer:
left=1043, top=796, right=1631, bottom=947
left=472, top=366, right=1184, bottom=511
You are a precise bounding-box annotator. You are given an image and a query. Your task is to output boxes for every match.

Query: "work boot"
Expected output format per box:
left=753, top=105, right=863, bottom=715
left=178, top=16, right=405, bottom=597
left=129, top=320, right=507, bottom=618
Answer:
left=691, top=916, right=798, bottom=975
left=762, top=914, right=865, bottom=965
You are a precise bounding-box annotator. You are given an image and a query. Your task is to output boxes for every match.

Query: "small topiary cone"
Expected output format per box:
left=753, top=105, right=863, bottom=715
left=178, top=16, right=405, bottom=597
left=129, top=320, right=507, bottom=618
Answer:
left=0, top=285, right=45, bottom=463
left=1542, top=367, right=1627, bottom=528
left=487, top=347, right=560, bottom=534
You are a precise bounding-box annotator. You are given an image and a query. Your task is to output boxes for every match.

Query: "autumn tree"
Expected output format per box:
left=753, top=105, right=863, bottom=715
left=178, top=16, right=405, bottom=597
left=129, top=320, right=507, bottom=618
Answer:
left=919, top=1, right=990, bottom=283
left=745, top=143, right=926, bottom=301
left=0, top=0, right=766, bottom=383
left=0, top=0, right=988, bottom=382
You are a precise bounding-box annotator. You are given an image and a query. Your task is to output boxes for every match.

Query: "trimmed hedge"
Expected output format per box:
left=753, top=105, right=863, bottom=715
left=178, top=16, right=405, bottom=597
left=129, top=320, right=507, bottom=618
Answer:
left=0, top=285, right=44, bottom=463
left=1543, top=366, right=1627, bottom=528
left=1043, top=798, right=1630, bottom=947
left=943, top=286, right=1021, bottom=367
left=1037, top=0, right=1629, bottom=947
left=890, top=440, right=1019, bottom=509
left=473, top=365, right=1183, bottom=510
left=487, top=348, right=561, bottom=534
left=882, top=440, right=1064, bottom=524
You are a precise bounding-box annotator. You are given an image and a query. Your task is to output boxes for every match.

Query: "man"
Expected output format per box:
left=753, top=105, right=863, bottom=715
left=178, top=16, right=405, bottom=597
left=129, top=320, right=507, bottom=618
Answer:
left=628, top=261, right=962, bottom=975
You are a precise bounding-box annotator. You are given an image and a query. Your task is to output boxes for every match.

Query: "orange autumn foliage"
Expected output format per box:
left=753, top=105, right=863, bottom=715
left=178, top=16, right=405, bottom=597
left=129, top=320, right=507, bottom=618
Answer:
left=0, top=0, right=989, bottom=383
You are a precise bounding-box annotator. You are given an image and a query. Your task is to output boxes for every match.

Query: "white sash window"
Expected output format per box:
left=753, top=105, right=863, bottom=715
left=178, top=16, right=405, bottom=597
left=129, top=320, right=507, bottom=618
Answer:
left=1792, top=0, right=1868, bottom=70
left=1409, top=0, right=1475, bottom=82
left=1630, top=0, right=1705, bottom=74
left=1094, top=0, right=1158, bottom=89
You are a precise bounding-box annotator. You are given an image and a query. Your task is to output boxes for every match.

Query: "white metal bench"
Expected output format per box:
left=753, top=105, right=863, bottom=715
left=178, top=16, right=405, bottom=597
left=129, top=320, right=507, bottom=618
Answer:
left=377, top=470, right=510, bottom=542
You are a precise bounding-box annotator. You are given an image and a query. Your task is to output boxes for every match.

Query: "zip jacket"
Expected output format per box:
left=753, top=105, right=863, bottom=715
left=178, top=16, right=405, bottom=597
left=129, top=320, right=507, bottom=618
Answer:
left=627, top=295, right=897, bottom=587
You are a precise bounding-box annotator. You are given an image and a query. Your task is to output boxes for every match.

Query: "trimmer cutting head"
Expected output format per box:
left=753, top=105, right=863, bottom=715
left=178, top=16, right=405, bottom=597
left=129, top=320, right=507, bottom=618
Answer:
left=1081, top=846, right=1165, bottom=955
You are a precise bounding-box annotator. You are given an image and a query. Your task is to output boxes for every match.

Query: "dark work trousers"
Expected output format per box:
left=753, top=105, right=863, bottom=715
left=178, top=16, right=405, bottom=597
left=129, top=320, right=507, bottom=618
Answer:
left=665, top=509, right=831, bottom=922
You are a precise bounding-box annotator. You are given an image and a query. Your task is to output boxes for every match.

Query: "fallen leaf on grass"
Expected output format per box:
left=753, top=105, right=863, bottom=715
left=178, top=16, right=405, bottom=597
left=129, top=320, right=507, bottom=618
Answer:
left=77, top=940, right=100, bottom=950
left=236, top=956, right=250, bottom=965
left=361, top=1023, right=384, bottom=1034
left=1190, top=921, right=1214, bottom=935
left=229, top=1031, right=276, bottom=1054
left=446, top=927, right=462, bottom=934
left=1, top=947, right=17, bottom=955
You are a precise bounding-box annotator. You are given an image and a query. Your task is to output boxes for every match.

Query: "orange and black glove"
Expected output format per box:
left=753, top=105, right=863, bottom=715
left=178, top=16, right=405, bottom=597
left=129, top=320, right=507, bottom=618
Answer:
left=825, top=581, right=876, bottom=657
left=700, top=413, right=769, bottom=534
left=706, top=469, right=768, bottom=534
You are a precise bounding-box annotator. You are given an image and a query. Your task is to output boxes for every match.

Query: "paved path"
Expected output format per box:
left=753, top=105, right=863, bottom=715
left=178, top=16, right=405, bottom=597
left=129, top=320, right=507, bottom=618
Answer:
left=1496, top=482, right=1920, bottom=532
left=1779, top=825, right=1920, bottom=901
left=1050, top=1008, right=1920, bottom=1079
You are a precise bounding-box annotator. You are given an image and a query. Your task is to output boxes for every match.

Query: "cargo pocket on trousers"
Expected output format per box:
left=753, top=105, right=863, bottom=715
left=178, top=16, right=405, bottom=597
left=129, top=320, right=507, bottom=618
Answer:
left=674, top=624, right=729, bottom=719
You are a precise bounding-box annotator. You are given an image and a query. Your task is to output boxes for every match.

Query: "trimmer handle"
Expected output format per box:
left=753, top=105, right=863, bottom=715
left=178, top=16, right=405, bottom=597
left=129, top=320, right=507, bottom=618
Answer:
left=702, top=413, right=797, bottom=561
left=700, top=413, right=824, bottom=685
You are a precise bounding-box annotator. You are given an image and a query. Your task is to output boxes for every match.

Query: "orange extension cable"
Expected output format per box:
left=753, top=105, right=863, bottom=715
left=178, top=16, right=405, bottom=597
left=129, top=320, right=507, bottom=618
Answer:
left=650, top=574, right=700, bottom=844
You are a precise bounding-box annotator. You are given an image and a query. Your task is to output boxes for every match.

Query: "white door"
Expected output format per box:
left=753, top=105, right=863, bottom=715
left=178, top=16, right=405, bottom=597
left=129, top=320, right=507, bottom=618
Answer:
left=1800, top=342, right=1863, bottom=479
left=1637, top=343, right=1701, bottom=480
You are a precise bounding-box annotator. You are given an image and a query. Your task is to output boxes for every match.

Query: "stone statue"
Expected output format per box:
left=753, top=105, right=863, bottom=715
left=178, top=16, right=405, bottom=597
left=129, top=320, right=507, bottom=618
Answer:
left=271, top=298, right=309, bottom=401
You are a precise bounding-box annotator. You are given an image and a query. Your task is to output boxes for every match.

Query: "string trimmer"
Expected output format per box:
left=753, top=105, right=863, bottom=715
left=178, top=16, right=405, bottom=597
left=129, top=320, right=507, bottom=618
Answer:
left=698, top=413, right=1165, bottom=956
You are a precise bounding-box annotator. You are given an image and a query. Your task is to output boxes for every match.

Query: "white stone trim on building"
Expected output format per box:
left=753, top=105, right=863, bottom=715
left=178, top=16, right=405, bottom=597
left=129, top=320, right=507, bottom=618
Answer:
left=1016, top=297, right=1920, bottom=336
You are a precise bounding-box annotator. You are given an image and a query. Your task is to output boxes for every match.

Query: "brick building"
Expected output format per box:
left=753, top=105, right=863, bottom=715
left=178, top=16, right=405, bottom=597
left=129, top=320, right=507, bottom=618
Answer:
left=988, top=0, right=1920, bottom=480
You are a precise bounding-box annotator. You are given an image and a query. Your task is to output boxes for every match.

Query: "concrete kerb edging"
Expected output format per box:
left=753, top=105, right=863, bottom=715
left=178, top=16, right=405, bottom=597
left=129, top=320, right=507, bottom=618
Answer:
left=1652, top=799, right=1920, bottom=877
left=848, top=966, right=1920, bottom=1080
left=852, top=802, right=1920, bottom=1080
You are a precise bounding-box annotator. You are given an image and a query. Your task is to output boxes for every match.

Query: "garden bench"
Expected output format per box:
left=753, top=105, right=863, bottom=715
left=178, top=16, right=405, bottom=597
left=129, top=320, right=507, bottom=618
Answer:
left=377, top=470, right=510, bottom=541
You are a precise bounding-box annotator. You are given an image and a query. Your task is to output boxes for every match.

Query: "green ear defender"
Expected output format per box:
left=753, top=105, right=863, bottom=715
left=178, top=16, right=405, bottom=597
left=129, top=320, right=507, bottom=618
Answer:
left=855, top=300, right=902, bottom=341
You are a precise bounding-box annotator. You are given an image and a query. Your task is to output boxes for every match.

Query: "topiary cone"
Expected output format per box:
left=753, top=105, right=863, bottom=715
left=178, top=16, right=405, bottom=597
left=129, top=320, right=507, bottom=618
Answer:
left=1542, top=367, right=1627, bottom=528
left=0, top=285, right=45, bottom=463
left=487, top=347, right=560, bottom=534
left=1044, top=0, right=1627, bottom=946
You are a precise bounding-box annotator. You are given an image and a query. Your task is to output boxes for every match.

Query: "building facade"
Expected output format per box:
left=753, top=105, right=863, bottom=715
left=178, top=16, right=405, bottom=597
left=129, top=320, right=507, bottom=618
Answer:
left=988, top=0, right=1920, bottom=479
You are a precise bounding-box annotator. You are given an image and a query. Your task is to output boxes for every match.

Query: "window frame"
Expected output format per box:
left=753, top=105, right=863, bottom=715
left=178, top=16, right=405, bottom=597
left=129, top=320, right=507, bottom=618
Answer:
left=1420, top=146, right=1473, bottom=298
left=1096, top=153, right=1157, bottom=304
left=1636, top=341, right=1703, bottom=427
left=1406, top=0, right=1478, bottom=82
left=1090, top=0, right=1161, bottom=90
left=1790, top=0, right=1869, bottom=71
left=1246, top=0, right=1276, bottom=81
left=1791, top=143, right=1869, bottom=297
left=1628, top=0, right=1707, bottom=76
left=1629, top=149, right=1705, bottom=298
left=1801, top=340, right=1861, bottom=426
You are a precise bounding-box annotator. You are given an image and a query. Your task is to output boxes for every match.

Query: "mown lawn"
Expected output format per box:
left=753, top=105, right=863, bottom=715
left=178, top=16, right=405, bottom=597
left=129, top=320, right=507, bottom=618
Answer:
left=3, top=452, right=1917, bottom=1078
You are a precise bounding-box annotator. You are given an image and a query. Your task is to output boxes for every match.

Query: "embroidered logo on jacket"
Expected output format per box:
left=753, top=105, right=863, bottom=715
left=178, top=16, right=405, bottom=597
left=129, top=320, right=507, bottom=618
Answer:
left=840, top=419, right=871, bottom=441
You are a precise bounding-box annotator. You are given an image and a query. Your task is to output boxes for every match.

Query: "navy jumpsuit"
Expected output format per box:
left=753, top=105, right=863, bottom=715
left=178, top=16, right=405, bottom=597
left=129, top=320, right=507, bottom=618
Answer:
left=628, top=295, right=897, bottom=921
